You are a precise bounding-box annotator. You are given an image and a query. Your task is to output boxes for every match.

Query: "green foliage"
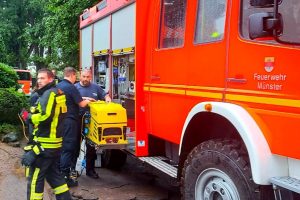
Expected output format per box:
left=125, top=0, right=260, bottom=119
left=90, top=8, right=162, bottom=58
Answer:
left=0, top=0, right=28, bottom=68
left=0, top=123, right=19, bottom=135
left=0, top=63, right=19, bottom=88
left=0, top=88, right=29, bottom=124
left=44, top=0, right=99, bottom=69
left=23, top=0, right=49, bottom=70
left=0, top=0, right=99, bottom=71
left=0, top=123, right=22, bottom=141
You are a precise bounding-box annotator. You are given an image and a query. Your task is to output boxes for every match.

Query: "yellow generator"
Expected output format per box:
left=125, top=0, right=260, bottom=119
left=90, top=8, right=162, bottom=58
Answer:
left=83, top=101, right=128, bottom=148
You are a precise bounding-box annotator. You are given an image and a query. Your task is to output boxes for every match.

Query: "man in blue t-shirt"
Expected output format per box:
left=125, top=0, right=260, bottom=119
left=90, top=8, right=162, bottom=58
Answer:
left=57, top=67, right=92, bottom=187
left=75, top=69, right=111, bottom=179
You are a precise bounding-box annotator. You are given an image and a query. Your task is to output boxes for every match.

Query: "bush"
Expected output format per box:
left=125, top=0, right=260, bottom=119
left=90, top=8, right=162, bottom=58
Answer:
left=0, top=123, right=22, bottom=142
left=0, top=123, right=19, bottom=135
left=0, top=63, right=19, bottom=89
left=0, top=88, right=29, bottom=124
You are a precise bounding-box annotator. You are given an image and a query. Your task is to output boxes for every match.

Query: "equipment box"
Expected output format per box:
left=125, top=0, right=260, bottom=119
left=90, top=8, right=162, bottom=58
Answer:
left=84, top=101, right=128, bottom=147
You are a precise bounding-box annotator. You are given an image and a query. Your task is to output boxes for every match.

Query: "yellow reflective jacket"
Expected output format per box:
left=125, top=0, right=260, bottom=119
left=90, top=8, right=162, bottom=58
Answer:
left=30, top=86, right=67, bottom=150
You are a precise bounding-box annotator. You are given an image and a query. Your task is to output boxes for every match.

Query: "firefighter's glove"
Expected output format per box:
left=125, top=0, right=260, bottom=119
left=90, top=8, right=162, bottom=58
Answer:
left=21, top=109, right=30, bottom=124
left=30, top=106, right=38, bottom=114
left=21, top=150, right=37, bottom=167
left=21, top=144, right=43, bottom=166
left=20, top=110, right=33, bottom=126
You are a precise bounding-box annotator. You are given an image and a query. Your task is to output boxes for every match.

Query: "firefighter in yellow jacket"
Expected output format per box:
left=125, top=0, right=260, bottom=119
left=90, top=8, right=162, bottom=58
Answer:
left=22, top=68, right=71, bottom=200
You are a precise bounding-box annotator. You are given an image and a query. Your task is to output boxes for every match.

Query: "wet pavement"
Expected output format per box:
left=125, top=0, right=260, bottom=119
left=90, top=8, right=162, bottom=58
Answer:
left=0, top=141, right=180, bottom=200
left=69, top=155, right=181, bottom=200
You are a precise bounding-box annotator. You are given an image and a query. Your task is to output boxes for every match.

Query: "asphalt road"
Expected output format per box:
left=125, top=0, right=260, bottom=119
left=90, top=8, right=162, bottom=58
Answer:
left=70, top=154, right=181, bottom=200
left=0, top=141, right=180, bottom=200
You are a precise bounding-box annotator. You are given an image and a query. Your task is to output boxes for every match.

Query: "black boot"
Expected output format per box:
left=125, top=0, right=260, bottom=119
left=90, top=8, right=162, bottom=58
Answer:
left=64, top=170, right=78, bottom=187
left=86, top=170, right=99, bottom=179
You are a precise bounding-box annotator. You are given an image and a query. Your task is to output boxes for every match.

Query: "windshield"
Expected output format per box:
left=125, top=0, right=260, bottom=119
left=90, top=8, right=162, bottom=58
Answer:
left=17, top=71, right=31, bottom=80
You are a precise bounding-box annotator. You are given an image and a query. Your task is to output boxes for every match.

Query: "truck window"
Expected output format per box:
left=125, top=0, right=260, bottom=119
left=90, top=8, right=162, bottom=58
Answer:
left=240, top=0, right=300, bottom=44
left=17, top=71, right=31, bottom=80
left=158, top=0, right=186, bottom=48
left=194, top=0, right=226, bottom=44
left=15, top=69, right=32, bottom=96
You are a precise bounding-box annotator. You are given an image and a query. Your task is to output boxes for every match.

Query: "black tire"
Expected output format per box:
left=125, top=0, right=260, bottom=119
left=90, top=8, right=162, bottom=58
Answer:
left=181, top=139, right=260, bottom=200
left=101, top=149, right=127, bottom=169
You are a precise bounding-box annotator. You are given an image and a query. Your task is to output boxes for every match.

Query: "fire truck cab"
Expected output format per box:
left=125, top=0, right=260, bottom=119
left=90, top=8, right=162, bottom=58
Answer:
left=80, top=0, right=300, bottom=199
left=14, top=69, right=32, bottom=96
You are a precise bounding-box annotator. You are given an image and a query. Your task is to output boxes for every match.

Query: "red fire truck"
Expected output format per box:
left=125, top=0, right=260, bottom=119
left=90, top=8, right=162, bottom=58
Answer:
left=14, top=69, right=32, bottom=96
left=80, top=0, right=300, bottom=199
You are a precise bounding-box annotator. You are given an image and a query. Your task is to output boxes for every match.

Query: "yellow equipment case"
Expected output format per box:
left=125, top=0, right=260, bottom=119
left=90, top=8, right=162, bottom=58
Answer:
left=83, top=101, right=128, bottom=148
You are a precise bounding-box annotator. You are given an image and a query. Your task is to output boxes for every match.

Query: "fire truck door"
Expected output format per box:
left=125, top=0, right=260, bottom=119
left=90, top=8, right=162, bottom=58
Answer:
left=148, top=0, right=188, bottom=143
left=187, top=0, right=228, bottom=102
left=226, top=0, right=300, bottom=159
left=148, top=0, right=229, bottom=144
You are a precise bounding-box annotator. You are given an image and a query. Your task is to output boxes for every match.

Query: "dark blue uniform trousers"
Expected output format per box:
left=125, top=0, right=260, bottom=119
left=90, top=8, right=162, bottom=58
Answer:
left=60, top=118, right=80, bottom=175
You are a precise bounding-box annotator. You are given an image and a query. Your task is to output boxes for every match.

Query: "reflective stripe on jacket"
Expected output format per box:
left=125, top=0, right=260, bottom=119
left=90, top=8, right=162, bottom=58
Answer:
left=31, top=87, right=67, bottom=149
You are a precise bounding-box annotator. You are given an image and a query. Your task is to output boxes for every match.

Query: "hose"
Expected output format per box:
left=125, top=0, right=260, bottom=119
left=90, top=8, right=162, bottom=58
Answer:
left=18, top=113, right=29, bottom=141
left=80, top=113, right=86, bottom=139
left=79, top=113, right=87, bottom=176
left=78, top=112, right=100, bottom=176
left=79, top=139, right=86, bottom=176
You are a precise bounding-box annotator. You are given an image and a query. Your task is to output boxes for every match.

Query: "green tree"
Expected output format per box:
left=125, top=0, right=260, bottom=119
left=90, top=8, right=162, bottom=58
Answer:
left=0, top=0, right=98, bottom=71
left=0, top=0, right=28, bottom=68
left=23, top=0, right=49, bottom=70
left=0, top=0, right=47, bottom=69
left=44, top=0, right=98, bottom=70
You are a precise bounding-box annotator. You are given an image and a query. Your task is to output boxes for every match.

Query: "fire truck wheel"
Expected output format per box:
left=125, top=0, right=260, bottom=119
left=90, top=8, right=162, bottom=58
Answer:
left=101, top=149, right=127, bottom=169
left=181, top=139, right=260, bottom=200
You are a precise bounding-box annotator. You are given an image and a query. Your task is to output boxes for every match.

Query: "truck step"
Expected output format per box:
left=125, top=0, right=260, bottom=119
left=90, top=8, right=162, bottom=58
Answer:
left=139, top=156, right=177, bottom=178
left=270, top=176, right=300, bottom=194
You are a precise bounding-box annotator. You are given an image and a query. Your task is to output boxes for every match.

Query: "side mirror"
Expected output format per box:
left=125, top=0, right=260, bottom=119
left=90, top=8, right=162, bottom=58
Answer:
left=250, top=0, right=282, bottom=8
left=249, top=12, right=282, bottom=40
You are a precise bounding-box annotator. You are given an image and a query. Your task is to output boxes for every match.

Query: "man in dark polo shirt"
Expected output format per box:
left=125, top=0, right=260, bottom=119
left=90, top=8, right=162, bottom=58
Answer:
left=75, top=69, right=111, bottom=179
left=57, top=67, right=92, bottom=187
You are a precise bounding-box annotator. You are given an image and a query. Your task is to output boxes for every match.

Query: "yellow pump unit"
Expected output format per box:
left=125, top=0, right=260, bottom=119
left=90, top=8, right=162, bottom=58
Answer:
left=83, top=101, right=128, bottom=147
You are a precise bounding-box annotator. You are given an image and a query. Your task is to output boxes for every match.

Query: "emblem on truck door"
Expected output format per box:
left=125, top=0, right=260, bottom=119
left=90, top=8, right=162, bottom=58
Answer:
left=264, top=57, right=274, bottom=73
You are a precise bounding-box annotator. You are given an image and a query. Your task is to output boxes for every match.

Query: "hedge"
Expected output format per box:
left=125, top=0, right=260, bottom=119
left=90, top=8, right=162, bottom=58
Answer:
left=0, top=62, right=19, bottom=89
left=0, top=88, right=29, bottom=124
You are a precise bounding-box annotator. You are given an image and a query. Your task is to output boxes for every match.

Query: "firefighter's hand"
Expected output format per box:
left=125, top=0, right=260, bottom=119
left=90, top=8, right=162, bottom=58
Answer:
left=83, top=97, right=96, bottom=102
left=104, top=95, right=111, bottom=103
left=89, top=97, right=96, bottom=102
left=21, top=150, right=37, bottom=166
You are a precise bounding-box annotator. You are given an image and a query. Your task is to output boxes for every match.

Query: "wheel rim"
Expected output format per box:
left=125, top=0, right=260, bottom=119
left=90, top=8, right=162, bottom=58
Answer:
left=195, top=168, right=240, bottom=200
